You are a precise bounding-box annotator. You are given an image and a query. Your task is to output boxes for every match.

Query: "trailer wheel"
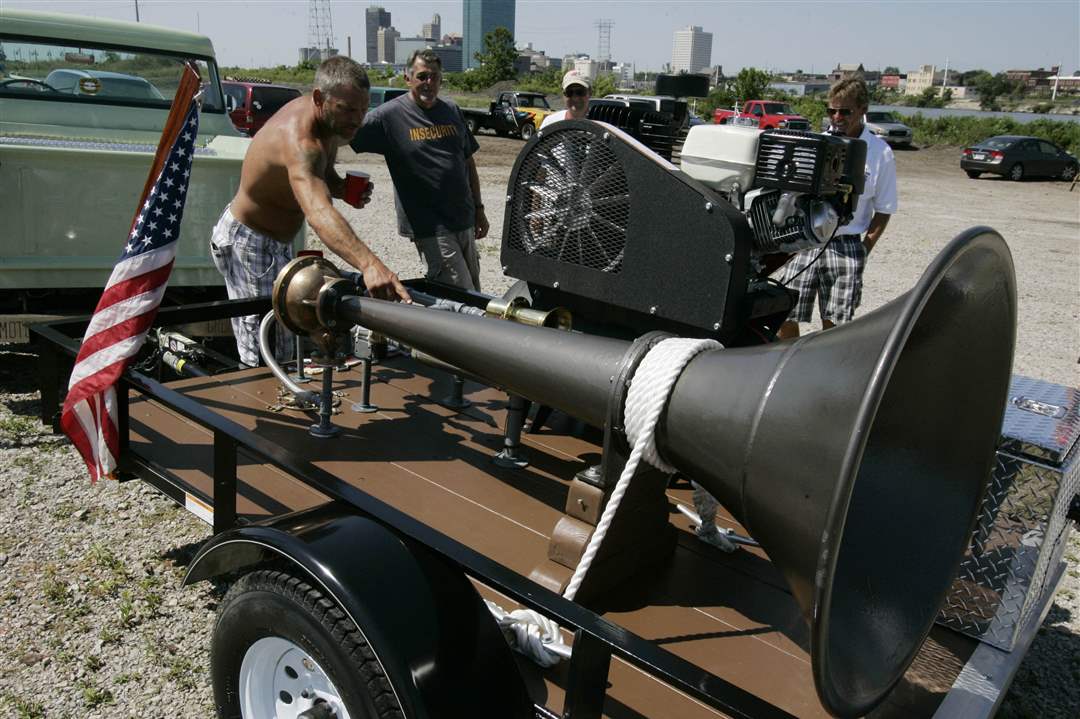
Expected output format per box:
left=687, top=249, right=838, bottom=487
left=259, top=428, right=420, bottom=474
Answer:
left=519, top=122, right=536, bottom=141
left=212, top=569, right=404, bottom=719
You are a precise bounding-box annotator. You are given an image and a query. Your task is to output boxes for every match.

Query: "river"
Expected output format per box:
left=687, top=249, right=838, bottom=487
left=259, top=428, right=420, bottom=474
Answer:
left=870, top=104, right=1080, bottom=124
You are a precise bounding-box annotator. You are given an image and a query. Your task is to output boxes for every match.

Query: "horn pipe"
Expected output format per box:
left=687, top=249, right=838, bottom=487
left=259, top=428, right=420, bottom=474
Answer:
left=274, top=227, right=1016, bottom=717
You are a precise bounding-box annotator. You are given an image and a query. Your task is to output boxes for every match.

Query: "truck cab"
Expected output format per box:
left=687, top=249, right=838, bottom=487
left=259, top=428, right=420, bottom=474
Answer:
left=0, top=9, right=275, bottom=343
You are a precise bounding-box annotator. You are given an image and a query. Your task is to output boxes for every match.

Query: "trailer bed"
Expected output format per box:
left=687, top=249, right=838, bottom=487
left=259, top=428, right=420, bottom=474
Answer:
left=113, top=351, right=1057, bottom=719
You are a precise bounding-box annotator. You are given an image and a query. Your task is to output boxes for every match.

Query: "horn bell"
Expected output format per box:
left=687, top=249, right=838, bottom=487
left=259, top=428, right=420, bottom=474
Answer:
left=661, top=226, right=1016, bottom=716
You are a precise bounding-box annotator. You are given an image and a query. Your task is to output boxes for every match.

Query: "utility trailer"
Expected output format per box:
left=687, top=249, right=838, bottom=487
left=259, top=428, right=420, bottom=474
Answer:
left=32, top=120, right=1078, bottom=718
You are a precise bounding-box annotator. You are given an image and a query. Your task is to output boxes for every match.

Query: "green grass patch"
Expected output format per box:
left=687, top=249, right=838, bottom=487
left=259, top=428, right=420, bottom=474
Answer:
left=0, top=415, right=38, bottom=439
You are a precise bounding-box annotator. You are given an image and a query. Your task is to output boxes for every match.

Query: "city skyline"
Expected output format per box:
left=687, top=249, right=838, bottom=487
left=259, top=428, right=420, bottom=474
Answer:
left=5, top=1, right=1078, bottom=77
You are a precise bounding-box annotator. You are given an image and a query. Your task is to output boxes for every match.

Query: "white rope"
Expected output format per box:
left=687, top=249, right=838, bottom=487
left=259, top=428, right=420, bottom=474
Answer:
left=562, top=337, right=722, bottom=601
left=484, top=599, right=571, bottom=667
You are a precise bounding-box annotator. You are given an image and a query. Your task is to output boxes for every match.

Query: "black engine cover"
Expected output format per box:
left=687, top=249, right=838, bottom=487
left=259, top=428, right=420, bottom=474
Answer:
left=500, top=120, right=754, bottom=340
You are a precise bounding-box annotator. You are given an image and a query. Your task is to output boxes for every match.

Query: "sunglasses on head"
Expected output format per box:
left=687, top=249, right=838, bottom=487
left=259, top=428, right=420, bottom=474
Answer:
left=564, top=86, right=588, bottom=98
left=827, top=107, right=855, bottom=117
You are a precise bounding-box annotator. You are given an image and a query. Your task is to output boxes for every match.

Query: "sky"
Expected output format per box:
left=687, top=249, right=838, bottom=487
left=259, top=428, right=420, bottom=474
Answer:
left=6, top=0, right=1079, bottom=75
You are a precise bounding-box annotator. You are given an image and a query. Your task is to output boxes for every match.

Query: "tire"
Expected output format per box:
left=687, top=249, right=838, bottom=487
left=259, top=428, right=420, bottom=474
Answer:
left=464, top=116, right=478, bottom=135
left=212, top=569, right=404, bottom=719
left=1062, top=163, right=1078, bottom=182
left=518, top=122, right=536, bottom=141
left=965, top=170, right=982, bottom=179
left=1009, top=163, right=1024, bottom=181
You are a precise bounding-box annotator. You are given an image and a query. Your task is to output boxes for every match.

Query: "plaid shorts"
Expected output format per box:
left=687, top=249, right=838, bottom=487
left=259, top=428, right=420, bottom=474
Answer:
left=210, top=206, right=294, bottom=366
left=777, top=235, right=866, bottom=324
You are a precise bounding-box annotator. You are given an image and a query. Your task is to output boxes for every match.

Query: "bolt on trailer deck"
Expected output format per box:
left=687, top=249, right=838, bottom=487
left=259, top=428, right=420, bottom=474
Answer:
left=32, top=117, right=1077, bottom=719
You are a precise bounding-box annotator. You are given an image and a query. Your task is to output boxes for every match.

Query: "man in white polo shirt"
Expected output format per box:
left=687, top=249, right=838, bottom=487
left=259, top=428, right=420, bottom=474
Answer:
left=776, top=77, right=898, bottom=339
left=540, top=70, right=591, bottom=129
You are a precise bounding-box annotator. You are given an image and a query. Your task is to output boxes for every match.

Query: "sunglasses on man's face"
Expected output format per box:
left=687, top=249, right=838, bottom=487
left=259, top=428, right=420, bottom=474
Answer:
left=413, top=71, right=440, bottom=82
left=827, top=107, right=855, bottom=117
left=564, top=87, right=588, bottom=98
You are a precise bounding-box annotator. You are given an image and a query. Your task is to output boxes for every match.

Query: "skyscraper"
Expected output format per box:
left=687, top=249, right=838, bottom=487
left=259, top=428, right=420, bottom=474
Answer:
left=463, top=0, right=515, bottom=71
left=422, top=13, right=442, bottom=42
left=671, top=25, right=713, bottom=74
left=365, top=6, right=391, bottom=64
left=377, top=26, right=400, bottom=64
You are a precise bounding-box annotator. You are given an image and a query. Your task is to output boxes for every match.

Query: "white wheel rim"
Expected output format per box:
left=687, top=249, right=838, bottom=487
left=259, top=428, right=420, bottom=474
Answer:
left=239, top=636, right=352, bottom=719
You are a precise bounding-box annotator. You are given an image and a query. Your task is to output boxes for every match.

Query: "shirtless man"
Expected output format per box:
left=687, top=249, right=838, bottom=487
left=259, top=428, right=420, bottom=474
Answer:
left=210, top=56, right=409, bottom=366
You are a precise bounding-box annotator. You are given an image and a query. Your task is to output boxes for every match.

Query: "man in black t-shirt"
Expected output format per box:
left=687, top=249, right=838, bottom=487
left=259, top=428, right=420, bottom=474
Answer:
left=350, top=49, right=488, bottom=291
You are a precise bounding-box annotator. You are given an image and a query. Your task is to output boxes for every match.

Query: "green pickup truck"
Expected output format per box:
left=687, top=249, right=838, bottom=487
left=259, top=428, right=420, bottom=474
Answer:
left=0, top=9, right=283, bottom=343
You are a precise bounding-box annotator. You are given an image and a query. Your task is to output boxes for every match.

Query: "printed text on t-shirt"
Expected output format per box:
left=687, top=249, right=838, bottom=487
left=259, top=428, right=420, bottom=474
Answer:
left=409, top=124, right=458, bottom=142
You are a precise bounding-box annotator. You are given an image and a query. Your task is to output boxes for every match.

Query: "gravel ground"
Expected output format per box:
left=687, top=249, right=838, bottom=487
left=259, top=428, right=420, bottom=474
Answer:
left=1, top=136, right=1077, bottom=718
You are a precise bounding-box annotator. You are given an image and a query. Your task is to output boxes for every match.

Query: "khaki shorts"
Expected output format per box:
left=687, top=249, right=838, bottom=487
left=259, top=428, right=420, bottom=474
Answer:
left=413, top=228, right=481, bottom=292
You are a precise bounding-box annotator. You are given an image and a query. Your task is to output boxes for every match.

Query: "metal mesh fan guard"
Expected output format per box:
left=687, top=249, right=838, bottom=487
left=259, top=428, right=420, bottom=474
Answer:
left=506, top=128, right=630, bottom=274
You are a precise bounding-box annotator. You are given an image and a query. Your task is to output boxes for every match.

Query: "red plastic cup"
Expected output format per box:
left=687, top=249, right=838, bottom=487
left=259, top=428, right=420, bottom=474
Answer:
left=344, top=170, right=371, bottom=208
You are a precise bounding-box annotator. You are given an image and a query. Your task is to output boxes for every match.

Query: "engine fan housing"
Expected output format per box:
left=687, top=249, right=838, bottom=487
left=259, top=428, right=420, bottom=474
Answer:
left=500, top=120, right=756, bottom=340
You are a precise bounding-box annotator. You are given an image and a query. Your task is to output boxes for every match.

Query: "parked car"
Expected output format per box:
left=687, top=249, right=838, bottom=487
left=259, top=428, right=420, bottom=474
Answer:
left=961, top=135, right=1079, bottom=181
left=369, top=86, right=407, bottom=109
left=714, top=101, right=810, bottom=130
left=864, top=111, right=913, bottom=147
left=222, top=80, right=301, bottom=136
left=460, top=91, right=554, bottom=140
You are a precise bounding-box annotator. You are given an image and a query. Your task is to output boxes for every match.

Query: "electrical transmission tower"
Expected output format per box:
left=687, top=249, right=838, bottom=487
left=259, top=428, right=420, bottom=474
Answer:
left=594, top=19, right=613, bottom=62
left=307, top=0, right=336, bottom=54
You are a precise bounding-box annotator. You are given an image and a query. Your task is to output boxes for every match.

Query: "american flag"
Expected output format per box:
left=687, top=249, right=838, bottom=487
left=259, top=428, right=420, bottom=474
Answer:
left=61, top=64, right=202, bottom=482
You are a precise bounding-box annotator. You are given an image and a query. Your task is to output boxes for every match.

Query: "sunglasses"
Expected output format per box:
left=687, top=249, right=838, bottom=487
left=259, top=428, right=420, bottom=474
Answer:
left=826, top=107, right=855, bottom=117
left=413, top=71, right=441, bottom=82
left=564, top=87, right=588, bottom=98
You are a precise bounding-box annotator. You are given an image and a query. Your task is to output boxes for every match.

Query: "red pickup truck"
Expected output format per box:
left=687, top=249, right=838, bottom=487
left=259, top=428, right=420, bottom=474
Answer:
left=714, top=100, right=811, bottom=130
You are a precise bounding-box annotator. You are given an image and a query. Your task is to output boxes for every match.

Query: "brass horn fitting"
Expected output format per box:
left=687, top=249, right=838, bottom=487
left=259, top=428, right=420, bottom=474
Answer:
left=272, top=256, right=348, bottom=354
left=485, top=296, right=572, bottom=330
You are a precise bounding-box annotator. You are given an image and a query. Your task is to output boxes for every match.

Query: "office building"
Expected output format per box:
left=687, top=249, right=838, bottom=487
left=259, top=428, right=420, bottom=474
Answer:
left=671, top=25, right=712, bottom=74
left=433, top=44, right=463, bottom=73
left=463, top=0, right=515, bottom=70
left=423, top=13, right=442, bottom=42
left=396, top=37, right=433, bottom=66
left=377, top=26, right=400, bottom=64
left=366, top=6, right=391, bottom=64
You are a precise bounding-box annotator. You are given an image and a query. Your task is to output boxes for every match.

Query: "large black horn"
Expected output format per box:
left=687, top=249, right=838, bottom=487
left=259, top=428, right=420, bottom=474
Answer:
left=275, top=227, right=1016, bottom=717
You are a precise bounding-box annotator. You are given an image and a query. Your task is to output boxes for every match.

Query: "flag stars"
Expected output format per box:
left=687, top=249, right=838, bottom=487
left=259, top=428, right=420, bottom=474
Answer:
left=163, top=228, right=173, bottom=239
left=148, top=221, right=158, bottom=232
left=164, top=177, right=175, bottom=188
left=125, top=242, right=135, bottom=254
left=142, top=236, right=153, bottom=247
left=170, top=162, right=180, bottom=172
left=153, top=207, right=164, bottom=217
left=168, top=213, right=178, bottom=224
left=182, top=132, right=192, bottom=142
left=173, top=199, right=183, bottom=209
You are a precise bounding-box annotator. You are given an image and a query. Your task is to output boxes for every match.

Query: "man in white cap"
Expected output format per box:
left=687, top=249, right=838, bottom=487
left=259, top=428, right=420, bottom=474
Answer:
left=540, top=70, right=591, bottom=130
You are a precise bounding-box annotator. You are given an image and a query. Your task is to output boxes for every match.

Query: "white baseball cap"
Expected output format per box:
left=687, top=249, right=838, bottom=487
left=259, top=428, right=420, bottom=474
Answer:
left=562, top=70, right=591, bottom=92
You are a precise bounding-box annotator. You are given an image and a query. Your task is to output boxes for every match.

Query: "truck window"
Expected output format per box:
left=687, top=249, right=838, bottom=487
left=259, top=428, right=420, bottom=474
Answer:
left=763, top=103, right=795, bottom=115
left=0, top=37, right=225, bottom=111
left=252, top=86, right=301, bottom=112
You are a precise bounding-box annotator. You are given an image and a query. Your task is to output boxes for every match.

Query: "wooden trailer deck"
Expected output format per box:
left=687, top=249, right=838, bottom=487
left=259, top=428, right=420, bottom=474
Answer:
left=115, top=349, right=1035, bottom=719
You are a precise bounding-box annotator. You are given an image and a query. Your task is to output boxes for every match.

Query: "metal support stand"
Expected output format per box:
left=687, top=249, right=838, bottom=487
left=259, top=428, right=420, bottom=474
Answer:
left=350, top=357, right=378, bottom=413
left=494, top=394, right=530, bottom=468
left=309, top=355, right=340, bottom=438
left=290, top=335, right=311, bottom=384
left=441, top=374, right=472, bottom=410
